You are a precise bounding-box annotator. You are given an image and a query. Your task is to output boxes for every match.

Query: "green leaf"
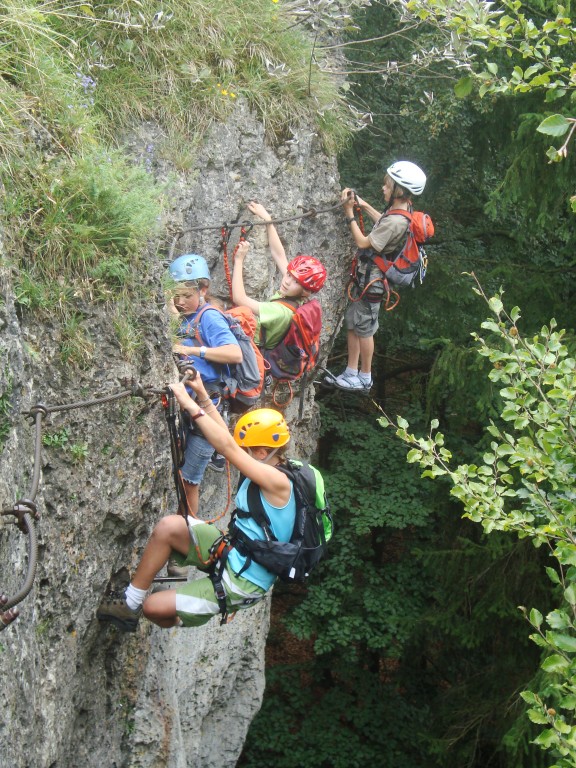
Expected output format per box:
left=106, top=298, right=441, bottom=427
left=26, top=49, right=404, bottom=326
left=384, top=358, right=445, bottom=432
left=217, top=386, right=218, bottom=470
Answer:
left=564, top=585, right=576, bottom=606
left=537, top=114, right=571, bottom=137
left=520, top=690, right=540, bottom=706
left=454, top=76, right=474, bottom=98
left=549, top=632, right=576, bottom=652
left=541, top=654, right=569, bottom=673
left=530, top=608, right=544, bottom=628
left=527, top=708, right=549, bottom=724
left=545, top=567, right=561, bottom=585
left=533, top=728, right=558, bottom=747
left=528, top=708, right=549, bottom=724
left=559, top=695, right=576, bottom=710
left=547, top=610, right=571, bottom=630
left=488, top=296, right=504, bottom=314
left=546, top=146, right=563, bottom=163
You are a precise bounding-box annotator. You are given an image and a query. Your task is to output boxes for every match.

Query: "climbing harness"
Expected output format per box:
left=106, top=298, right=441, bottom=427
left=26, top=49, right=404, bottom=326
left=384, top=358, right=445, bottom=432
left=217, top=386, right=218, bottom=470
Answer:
left=347, top=197, right=400, bottom=312
left=206, top=533, right=233, bottom=625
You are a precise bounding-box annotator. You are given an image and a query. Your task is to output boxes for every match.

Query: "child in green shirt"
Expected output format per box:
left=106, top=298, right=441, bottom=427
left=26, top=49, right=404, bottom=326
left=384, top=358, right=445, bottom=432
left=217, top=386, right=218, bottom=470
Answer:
left=232, top=201, right=327, bottom=348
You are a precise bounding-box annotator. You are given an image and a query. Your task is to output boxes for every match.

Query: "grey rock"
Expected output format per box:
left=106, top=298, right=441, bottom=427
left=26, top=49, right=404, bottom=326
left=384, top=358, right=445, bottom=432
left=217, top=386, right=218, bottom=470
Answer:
left=0, top=99, right=346, bottom=767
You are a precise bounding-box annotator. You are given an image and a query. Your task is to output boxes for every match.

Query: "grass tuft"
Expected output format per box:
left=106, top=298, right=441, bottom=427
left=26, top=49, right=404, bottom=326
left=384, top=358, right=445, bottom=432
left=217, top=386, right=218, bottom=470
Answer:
left=1, top=0, right=358, bottom=335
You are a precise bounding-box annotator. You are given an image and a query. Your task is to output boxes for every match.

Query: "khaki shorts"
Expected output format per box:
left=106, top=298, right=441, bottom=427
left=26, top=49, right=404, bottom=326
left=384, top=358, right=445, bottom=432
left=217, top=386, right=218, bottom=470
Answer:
left=345, top=298, right=380, bottom=338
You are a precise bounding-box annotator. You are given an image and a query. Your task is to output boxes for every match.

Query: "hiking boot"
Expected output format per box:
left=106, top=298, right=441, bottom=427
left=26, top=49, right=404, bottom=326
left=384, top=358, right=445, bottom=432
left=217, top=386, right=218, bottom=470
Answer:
left=207, top=452, right=226, bottom=473
left=167, top=556, right=189, bottom=579
left=96, top=591, right=141, bottom=633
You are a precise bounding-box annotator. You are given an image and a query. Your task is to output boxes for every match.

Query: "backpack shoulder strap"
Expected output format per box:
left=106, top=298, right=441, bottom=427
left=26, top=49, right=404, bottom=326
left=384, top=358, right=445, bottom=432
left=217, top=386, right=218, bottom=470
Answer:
left=275, top=460, right=315, bottom=506
left=386, top=208, right=413, bottom=223
left=243, top=480, right=278, bottom=541
left=188, top=303, right=223, bottom=345
left=271, top=298, right=298, bottom=312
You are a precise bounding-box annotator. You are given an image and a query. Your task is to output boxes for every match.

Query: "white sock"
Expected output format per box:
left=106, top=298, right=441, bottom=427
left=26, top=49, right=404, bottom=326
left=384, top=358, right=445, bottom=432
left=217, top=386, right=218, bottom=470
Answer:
left=125, top=584, right=147, bottom=611
left=359, top=372, right=372, bottom=385
left=345, top=367, right=359, bottom=377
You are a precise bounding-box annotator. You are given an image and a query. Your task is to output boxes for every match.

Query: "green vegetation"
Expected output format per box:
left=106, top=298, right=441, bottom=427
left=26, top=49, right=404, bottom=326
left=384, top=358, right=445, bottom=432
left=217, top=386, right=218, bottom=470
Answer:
left=389, top=287, right=576, bottom=764
left=0, top=373, right=13, bottom=449
left=69, top=441, right=89, bottom=463
left=42, top=427, right=70, bottom=448
left=401, top=0, right=576, bottom=173
left=112, top=302, right=144, bottom=362
left=42, top=427, right=88, bottom=463
left=242, top=1, right=576, bottom=766
left=2, top=0, right=359, bottom=346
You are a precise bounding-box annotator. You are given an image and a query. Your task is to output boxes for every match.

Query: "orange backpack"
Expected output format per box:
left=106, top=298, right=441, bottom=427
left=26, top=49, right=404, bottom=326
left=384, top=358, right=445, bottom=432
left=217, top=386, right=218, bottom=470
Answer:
left=369, top=208, right=434, bottom=281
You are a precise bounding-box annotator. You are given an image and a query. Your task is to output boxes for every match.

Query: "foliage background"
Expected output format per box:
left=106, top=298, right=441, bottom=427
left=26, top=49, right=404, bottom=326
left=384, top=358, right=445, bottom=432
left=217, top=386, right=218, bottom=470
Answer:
left=240, top=0, right=575, bottom=766
left=2, top=0, right=575, bottom=764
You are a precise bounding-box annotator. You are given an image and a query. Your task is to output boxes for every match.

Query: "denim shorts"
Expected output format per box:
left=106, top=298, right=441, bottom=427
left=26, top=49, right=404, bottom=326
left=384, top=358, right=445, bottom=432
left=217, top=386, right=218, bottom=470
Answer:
left=181, top=429, right=215, bottom=485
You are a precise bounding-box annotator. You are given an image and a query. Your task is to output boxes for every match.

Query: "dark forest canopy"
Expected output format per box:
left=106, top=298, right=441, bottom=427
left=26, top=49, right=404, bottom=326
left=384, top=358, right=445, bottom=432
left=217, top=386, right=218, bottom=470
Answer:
left=241, top=1, right=576, bottom=767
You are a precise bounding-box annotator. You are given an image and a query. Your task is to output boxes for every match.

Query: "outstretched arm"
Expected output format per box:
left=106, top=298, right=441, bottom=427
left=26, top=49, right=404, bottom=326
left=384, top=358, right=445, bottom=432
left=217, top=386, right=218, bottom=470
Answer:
left=171, top=380, right=290, bottom=503
left=248, top=201, right=288, bottom=275
left=231, top=240, right=261, bottom=315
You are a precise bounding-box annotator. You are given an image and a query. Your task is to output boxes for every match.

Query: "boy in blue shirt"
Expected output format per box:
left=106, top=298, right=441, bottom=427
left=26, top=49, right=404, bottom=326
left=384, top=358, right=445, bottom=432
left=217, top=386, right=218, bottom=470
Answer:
left=168, top=254, right=242, bottom=515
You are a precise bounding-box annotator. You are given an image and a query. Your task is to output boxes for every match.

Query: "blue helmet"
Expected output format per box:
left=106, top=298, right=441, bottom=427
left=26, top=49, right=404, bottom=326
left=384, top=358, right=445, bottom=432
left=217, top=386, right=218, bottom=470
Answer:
left=169, top=253, right=211, bottom=282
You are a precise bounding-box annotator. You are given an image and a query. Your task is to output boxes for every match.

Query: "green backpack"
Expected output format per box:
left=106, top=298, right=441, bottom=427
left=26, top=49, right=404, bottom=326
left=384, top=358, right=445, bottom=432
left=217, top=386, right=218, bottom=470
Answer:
left=230, top=459, right=333, bottom=582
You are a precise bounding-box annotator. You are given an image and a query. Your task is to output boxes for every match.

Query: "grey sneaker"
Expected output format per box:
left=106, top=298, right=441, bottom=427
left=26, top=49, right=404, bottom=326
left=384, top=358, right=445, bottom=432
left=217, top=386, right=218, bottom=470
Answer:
left=167, top=556, right=189, bottom=579
left=96, top=590, right=141, bottom=632
left=207, top=451, right=226, bottom=472
left=334, top=371, right=370, bottom=392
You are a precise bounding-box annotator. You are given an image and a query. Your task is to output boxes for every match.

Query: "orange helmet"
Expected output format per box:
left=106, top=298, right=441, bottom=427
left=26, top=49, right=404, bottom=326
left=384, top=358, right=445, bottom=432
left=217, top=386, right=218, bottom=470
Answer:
left=287, top=255, right=327, bottom=293
left=234, top=409, right=290, bottom=448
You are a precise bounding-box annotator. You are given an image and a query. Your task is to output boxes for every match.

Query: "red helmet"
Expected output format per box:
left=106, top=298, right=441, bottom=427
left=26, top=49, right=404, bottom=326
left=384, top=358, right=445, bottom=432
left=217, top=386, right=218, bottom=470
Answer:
left=287, top=255, right=327, bottom=293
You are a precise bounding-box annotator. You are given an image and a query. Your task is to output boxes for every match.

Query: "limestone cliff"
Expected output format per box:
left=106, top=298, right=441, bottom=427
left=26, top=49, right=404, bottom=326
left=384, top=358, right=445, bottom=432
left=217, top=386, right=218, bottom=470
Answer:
left=0, top=101, right=347, bottom=767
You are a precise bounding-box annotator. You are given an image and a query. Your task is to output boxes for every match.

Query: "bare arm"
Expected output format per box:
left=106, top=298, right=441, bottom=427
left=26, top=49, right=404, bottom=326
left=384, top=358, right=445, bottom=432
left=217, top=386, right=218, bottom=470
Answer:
left=248, top=201, right=288, bottom=275
left=184, top=374, right=228, bottom=429
left=231, top=240, right=261, bottom=315
left=341, top=187, right=379, bottom=249
left=171, top=381, right=291, bottom=505
left=173, top=341, right=243, bottom=364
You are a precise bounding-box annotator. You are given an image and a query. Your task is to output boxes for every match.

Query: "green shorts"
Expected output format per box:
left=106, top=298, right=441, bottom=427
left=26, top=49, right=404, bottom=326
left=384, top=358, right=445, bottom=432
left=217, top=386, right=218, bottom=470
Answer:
left=172, top=518, right=267, bottom=628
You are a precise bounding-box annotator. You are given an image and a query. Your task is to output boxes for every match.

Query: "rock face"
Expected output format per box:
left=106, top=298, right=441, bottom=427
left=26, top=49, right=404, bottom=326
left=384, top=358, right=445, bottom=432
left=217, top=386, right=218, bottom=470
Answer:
left=0, top=102, right=347, bottom=767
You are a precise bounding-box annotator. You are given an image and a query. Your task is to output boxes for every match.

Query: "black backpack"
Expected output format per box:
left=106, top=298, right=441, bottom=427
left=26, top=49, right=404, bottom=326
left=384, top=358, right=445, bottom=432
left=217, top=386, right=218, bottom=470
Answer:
left=230, top=459, right=333, bottom=582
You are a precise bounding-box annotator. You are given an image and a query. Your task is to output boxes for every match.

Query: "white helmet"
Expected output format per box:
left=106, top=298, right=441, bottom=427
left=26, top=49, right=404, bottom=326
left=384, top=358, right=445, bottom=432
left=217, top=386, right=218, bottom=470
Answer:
left=387, top=161, right=426, bottom=195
